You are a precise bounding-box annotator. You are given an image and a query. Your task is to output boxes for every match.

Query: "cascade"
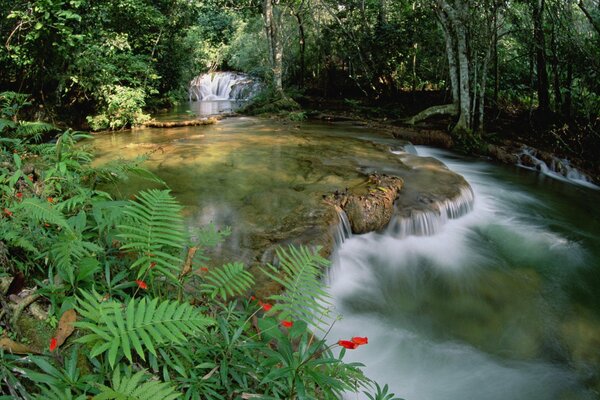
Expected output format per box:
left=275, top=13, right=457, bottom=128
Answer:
left=517, top=146, right=599, bottom=189
left=334, top=209, right=353, bottom=246
left=386, top=185, right=475, bottom=237
left=189, top=72, right=261, bottom=102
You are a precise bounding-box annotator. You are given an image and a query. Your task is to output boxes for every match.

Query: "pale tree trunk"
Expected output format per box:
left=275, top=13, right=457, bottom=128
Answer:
left=532, top=0, right=550, bottom=114
left=442, top=0, right=472, bottom=132
left=437, top=9, right=459, bottom=108
left=264, top=0, right=283, bottom=93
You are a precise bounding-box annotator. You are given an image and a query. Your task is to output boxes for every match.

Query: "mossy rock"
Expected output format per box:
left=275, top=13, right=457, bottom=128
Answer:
left=242, top=93, right=301, bottom=116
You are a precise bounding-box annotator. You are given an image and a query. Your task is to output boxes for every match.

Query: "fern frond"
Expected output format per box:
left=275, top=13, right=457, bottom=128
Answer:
left=16, top=121, right=55, bottom=142
left=15, top=198, right=72, bottom=231
left=118, top=190, right=186, bottom=281
left=49, top=232, right=102, bottom=285
left=0, top=118, right=16, bottom=133
left=35, top=386, right=87, bottom=400
left=201, top=262, right=254, bottom=300
left=75, top=292, right=214, bottom=368
left=94, top=368, right=180, bottom=400
left=55, top=191, right=91, bottom=212
left=261, top=246, right=332, bottom=324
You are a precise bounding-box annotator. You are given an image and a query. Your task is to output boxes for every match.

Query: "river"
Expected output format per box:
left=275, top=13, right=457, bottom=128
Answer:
left=90, top=110, right=600, bottom=399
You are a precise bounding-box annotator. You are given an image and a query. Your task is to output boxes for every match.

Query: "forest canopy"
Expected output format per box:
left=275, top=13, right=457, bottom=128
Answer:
left=0, top=0, right=599, bottom=161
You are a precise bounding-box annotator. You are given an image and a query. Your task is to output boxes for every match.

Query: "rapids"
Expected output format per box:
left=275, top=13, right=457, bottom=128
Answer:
left=327, top=146, right=600, bottom=400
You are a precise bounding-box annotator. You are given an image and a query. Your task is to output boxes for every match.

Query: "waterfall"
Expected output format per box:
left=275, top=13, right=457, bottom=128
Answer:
left=189, top=72, right=261, bottom=102
left=386, top=185, right=475, bottom=238
left=334, top=209, right=353, bottom=246
left=517, top=146, right=599, bottom=189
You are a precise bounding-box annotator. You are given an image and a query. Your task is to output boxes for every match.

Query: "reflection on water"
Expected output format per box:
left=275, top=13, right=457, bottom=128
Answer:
left=328, top=147, right=600, bottom=400
left=90, top=116, right=412, bottom=266
left=90, top=114, right=600, bottom=399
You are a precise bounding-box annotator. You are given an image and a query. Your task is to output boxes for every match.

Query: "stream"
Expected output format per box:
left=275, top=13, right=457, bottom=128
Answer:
left=90, top=109, right=600, bottom=399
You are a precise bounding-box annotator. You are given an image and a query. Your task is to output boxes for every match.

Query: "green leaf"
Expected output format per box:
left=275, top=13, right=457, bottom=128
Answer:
left=75, top=291, right=214, bottom=367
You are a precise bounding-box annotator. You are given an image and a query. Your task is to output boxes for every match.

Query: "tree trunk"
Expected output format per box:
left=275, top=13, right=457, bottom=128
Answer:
left=294, top=9, right=306, bottom=88
left=455, top=22, right=471, bottom=132
left=550, top=24, right=561, bottom=112
left=264, top=0, right=283, bottom=93
left=437, top=8, right=459, bottom=108
left=532, top=0, right=550, bottom=114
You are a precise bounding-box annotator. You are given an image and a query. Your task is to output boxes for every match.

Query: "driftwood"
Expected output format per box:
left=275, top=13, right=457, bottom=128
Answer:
left=142, top=118, right=218, bottom=128
left=406, top=103, right=458, bottom=125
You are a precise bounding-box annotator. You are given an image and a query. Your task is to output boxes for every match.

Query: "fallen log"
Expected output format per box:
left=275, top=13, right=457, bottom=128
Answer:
left=141, top=118, right=218, bottom=128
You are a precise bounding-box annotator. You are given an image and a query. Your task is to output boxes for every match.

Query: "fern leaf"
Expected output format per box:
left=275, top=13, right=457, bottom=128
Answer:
left=0, top=118, right=16, bottom=132
left=15, top=198, right=71, bottom=231
left=16, top=121, right=55, bottom=142
left=118, top=190, right=186, bottom=281
left=75, top=292, right=214, bottom=368
left=260, top=246, right=332, bottom=325
left=94, top=368, right=180, bottom=400
left=201, top=262, right=254, bottom=300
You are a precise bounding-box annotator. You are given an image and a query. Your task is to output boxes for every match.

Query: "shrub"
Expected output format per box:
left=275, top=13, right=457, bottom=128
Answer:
left=87, top=85, right=151, bottom=131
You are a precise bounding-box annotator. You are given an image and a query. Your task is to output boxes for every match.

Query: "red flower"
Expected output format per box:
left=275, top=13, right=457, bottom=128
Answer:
left=3, top=208, right=13, bottom=217
left=47, top=197, right=54, bottom=203
left=261, top=303, right=273, bottom=312
left=135, top=280, right=148, bottom=290
left=149, top=262, right=157, bottom=269
left=16, top=192, right=22, bottom=199
left=351, top=336, right=368, bottom=345
left=200, top=267, right=209, bottom=272
left=281, top=320, right=293, bottom=328
left=250, top=296, right=256, bottom=301
left=49, top=337, right=57, bottom=352
left=338, top=340, right=358, bottom=350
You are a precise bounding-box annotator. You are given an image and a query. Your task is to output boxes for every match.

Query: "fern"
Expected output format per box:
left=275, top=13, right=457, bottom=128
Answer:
left=94, top=368, right=180, bottom=400
left=260, top=246, right=332, bottom=324
left=16, top=121, right=55, bottom=142
left=15, top=198, right=72, bottom=231
left=75, top=290, right=214, bottom=368
left=201, top=262, right=254, bottom=300
left=49, top=232, right=102, bottom=285
left=0, top=118, right=16, bottom=132
left=35, top=387, right=87, bottom=400
left=118, top=190, right=186, bottom=281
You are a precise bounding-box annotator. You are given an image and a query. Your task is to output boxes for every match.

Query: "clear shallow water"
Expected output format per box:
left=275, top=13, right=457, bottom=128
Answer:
left=90, top=115, right=413, bottom=266
left=327, top=147, right=600, bottom=400
left=90, top=112, right=600, bottom=398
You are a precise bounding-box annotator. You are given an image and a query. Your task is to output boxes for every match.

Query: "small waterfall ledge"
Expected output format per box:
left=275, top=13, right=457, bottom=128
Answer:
left=189, top=71, right=262, bottom=102
left=488, top=143, right=599, bottom=189
left=517, top=146, right=599, bottom=189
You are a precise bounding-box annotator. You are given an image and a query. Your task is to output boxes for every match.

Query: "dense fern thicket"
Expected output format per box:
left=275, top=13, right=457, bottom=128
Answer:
left=0, top=94, right=402, bottom=399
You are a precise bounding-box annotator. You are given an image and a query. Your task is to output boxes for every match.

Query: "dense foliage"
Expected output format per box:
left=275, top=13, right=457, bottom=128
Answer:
left=2, top=0, right=599, bottom=159
left=0, top=95, right=404, bottom=399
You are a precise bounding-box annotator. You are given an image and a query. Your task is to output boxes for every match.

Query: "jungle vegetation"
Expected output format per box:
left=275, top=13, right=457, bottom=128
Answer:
left=1, top=0, right=600, bottom=398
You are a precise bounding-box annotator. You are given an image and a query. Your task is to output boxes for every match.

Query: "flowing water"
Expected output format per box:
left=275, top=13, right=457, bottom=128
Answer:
left=328, top=147, right=600, bottom=400
left=90, top=111, right=600, bottom=399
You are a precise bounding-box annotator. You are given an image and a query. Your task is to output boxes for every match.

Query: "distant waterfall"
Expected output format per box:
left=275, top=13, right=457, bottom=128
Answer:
left=189, top=72, right=261, bottom=102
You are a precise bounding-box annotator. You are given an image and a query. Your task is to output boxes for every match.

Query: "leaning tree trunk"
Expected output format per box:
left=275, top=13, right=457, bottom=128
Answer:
left=264, top=0, right=283, bottom=93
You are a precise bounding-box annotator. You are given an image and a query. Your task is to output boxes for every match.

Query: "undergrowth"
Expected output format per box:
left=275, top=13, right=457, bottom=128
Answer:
left=0, top=92, right=403, bottom=400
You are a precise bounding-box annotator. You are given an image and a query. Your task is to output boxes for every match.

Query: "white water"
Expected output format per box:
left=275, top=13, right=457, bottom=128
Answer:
left=324, top=146, right=594, bottom=400
left=516, top=147, right=599, bottom=190
left=189, top=71, right=261, bottom=102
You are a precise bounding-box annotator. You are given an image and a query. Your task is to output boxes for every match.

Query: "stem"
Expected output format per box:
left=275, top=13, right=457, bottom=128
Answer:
left=11, top=293, right=41, bottom=336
